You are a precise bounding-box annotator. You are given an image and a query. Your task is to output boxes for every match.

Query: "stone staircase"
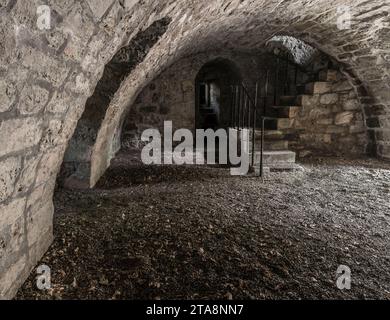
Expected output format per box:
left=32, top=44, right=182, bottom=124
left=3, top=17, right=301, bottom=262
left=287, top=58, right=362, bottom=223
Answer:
left=249, top=68, right=339, bottom=173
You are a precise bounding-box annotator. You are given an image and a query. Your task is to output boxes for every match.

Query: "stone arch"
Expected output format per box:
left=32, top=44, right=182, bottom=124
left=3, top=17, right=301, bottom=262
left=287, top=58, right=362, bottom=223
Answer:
left=59, top=17, right=171, bottom=189
left=195, top=58, right=242, bottom=130
left=91, top=51, right=259, bottom=186
left=119, top=54, right=249, bottom=153
left=91, top=2, right=390, bottom=186
left=1, top=0, right=389, bottom=299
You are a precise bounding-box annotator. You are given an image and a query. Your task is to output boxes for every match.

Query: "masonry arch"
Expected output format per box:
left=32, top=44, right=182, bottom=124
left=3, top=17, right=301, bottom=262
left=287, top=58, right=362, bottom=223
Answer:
left=195, top=58, right=242, bottom=130
left=59, top=17, right=172, bottom=189
left=92, top=33, right=384, bottom=187
left=82, top=2, right=390, bottom=189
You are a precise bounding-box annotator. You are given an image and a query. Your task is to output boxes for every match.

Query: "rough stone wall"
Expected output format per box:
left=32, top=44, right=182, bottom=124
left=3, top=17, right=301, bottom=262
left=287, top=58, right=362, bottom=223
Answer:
left=122, top=66, right=195, bottom=149
left=267, top=36, right=319, bottom=66
left=291, top=71, right=368, bottom=157
left=0, top=0, right=389, bottom=299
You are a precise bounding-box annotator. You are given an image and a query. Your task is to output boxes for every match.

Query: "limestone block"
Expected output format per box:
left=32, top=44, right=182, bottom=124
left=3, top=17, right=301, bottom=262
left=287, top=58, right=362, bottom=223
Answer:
left=323, top=134, right=332, bottom=143
left=378, top=116, right=390, bottom=129
left=320, top=93, right=339, bottom=105
left=0, top=18, right=17, bottom=65
left=325, top=126, right=347, bottom=134
left=355, top=113, right=364, bottom=121
left=378, top=143, right=390, bottom=159
left=343, top=99, right=360, bottom=111
left=299, top=150, right=312, bottom=158
left=0, top=254, right=27, bottom=299
left=332, top=104, right=343, bottom=113
left=335, top=111, right=354, bottom=125
left=26, top=185, right=54, bottom=247
left=181, top=80, right=193, bottom=93
left=299, top=94, right=320, bottom=108
left=349, top=122, right=366, bottom=134
left=21, top=48, right=69, bottom=87
left=86, top=0, right=115, bottom=20
left=0, top=198, right=26, bottom=274
left=331, top=80, right=352, bottom=92
left=123, top=0, right=139, bottom=10
left=15, top=156, right=41, bottom=195
left=65, top=71, right=93, bottom=96
left=35, top=147, right=65, bottom=186
left=40, top=119, right=65, bottom=151
left=338, top=136, right=356, bottom=147
left=339, top=93, right=350, bottom=103
left=0, top=80, right=16, bottom=113
left=47, top=0, right=75, bottom=16
left=18, top=84, right=50, bottom=115
left=305, top=82, right=332, bottom=94
left=317, top=118, right=334, bottom=125
left=0, top=118, right=43, bottom=157
left=0, top=157, right=22, bottom=203
left=99, top=1, right=125, bottom=35
left=9, top=0, right=41, bottom=29
left=375, top=129, right=390, bottom=142
left=319, top=69, right=339, bottom=82
left=308, top=106, right=332, bottom=118
left=45, top=30, right=68, bottom=52
left=63, top=4, right=96, bottom=61
left=46, top=90, right=71, bottom=114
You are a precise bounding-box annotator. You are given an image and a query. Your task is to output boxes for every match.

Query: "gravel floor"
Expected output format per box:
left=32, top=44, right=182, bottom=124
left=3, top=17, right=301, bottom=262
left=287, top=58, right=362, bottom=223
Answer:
left=16, top=154, right=390, bottom=300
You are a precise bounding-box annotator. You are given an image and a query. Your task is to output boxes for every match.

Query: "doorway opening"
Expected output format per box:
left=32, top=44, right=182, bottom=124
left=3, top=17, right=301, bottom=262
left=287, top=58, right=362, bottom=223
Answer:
left=196, top=59, right=242, bottom=131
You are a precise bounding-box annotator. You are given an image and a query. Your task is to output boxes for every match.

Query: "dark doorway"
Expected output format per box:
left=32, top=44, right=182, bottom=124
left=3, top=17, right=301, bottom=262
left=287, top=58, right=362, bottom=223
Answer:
left=195, top=59, right=242, bottom=130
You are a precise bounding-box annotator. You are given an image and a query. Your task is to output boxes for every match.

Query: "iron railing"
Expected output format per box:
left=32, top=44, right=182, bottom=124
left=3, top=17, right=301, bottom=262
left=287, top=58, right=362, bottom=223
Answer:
left=230, top=56, right=306, bottom=177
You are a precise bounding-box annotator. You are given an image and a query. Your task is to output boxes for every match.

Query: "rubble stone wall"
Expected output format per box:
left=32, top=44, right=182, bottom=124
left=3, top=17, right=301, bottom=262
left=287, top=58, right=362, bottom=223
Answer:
left=291, top=71, right=368, bottom=157
left=121, top=51, right=261, bottom=149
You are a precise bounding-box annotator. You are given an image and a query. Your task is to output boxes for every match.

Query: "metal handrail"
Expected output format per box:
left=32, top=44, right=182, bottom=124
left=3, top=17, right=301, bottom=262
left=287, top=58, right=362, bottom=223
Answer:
left=230, top=55, right=304, bottom=178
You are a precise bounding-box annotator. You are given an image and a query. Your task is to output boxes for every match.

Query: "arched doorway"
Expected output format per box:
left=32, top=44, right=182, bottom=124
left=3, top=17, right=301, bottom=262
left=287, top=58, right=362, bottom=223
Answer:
left=195, top=59, right=242, bottom=131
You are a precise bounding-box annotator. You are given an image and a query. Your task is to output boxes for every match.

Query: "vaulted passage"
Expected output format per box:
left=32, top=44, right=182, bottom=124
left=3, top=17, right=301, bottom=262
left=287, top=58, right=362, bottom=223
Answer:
left=59, top=17, right=171, bottom=189
left=1, top=0, right=390, bottom=300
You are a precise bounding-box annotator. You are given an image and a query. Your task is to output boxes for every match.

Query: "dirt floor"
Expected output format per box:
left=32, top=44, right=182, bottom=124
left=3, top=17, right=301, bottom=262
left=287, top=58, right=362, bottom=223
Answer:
left=16, top=153, right=390, bottom=300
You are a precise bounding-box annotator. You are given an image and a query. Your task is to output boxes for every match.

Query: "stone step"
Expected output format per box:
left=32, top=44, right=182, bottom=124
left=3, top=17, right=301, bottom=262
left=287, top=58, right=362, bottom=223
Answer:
left=251, top=129, right=286, bottom=141
left=249, top=139, right=289, bottom=151
left=271, top=106, right=301, bottom=118
left=318, top=69, right=339, bottom=82
left=296, top=95, right=311, bottom=106
left=252, top=150, right=296, bottom=165
left=252, top=129, right=301, bottom=142
left=264, top=140, right=289, bottom=151
left=265, top=118, right=294, bottom=130
left=264, top=130, right=286, bottom=140
left=305, top=81, right=332, bottom=94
